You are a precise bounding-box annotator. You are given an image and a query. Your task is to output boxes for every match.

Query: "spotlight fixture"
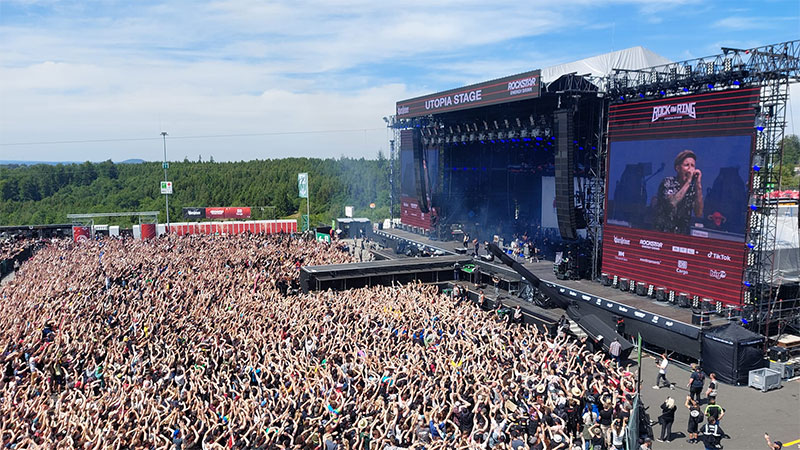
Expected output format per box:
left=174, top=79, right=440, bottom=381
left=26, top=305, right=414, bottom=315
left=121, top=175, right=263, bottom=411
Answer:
left=755, top=113, right=766, bottom=131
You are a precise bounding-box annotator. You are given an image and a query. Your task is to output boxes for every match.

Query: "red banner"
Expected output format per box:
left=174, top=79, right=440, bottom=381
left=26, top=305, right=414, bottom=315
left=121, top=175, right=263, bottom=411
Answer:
left=202, top=207, right=251, bottom=219
left=205, top=208, right=226, bottom=219
left=602, top=224, right=745, bottom=305
left=224, top=207, right=251, bottom=219
left=140, top=223, right=156, bottom=240
left=400, top=195, right=434, bottom=230
left=72, top=226, right=90, bottom=243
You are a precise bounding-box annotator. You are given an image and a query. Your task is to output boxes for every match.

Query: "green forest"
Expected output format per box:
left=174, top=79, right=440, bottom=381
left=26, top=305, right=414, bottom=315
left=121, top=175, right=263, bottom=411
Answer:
left=1, top=135, right=798, bottom=228
left=0, top=155, right=393, bottom=227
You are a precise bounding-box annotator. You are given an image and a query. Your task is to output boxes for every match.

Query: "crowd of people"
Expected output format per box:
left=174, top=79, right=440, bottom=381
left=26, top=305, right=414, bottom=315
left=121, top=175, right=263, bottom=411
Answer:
left=0, top=236, right=45, bottom=279
left=0, top=232, right=702, bottom=449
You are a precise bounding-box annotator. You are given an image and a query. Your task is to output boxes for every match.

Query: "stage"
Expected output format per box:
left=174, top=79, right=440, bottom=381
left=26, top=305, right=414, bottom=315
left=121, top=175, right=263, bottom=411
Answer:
left=372, top=227, right=731, bottom=359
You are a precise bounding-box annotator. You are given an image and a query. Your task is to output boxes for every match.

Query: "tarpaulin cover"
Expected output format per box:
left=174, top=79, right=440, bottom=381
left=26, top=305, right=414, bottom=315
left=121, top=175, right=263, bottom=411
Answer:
left=701, top=323, right=766, bottom=385
left=772, top=204, right=799, bottom=283
left=541, top=46, right=672, bottom=83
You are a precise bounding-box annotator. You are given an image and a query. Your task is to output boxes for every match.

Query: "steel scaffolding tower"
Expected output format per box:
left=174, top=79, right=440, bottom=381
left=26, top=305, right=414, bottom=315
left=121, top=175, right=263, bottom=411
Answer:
left=604, top=40, right=800, bottom=328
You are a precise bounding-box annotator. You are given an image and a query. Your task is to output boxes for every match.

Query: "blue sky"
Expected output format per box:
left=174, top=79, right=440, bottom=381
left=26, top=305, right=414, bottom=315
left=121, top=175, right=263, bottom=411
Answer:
left=1, top=0, right=798, bottom=162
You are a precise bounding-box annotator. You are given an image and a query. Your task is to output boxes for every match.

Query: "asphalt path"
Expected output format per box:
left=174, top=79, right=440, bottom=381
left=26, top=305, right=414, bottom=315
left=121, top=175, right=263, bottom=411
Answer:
left=634, top=353, right=799, bottom=450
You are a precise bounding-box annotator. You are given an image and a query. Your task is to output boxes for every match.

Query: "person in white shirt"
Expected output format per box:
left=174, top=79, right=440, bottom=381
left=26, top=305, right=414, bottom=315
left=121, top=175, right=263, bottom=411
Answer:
left=653, top=352, right=674, bottom=389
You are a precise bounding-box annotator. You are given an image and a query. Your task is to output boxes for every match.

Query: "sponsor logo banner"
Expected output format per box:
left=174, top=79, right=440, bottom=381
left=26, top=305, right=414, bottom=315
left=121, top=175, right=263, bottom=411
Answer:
left=205, top=208, right=226, bottom=218
left=182, top=207, right=206, bottom=219
left=396, top=69, right=541, bottom=118
left=601, top=224, right=745, bottom=305
left=224, top=207, right=251, bottom=219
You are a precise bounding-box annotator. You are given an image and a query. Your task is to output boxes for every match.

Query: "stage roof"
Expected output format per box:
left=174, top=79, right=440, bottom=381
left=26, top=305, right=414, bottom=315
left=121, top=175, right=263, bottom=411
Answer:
left=541, top=46, right=672, bottom=83
left=394, top=47, right=671, bottom=119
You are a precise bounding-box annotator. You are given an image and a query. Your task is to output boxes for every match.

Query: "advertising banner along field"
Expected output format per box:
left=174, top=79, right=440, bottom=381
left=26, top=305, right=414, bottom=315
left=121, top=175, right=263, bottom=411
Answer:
left=182, top=207, right=251, bottom=219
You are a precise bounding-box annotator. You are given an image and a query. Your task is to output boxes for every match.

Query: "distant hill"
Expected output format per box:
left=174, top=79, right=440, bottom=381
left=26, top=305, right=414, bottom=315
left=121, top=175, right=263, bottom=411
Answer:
left=118, top=159, right=146, bottom=164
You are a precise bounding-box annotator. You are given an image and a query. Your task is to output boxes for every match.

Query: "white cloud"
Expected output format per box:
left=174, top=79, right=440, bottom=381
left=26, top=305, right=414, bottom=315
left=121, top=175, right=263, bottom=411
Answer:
left=1, top=0, right=797, bottom=163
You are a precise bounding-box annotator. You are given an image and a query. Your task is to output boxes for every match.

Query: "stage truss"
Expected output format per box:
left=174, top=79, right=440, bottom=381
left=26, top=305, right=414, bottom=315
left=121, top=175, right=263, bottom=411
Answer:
left=603, top=40, right=800, bottom=327
left=67, top=211, right=159, bottom=239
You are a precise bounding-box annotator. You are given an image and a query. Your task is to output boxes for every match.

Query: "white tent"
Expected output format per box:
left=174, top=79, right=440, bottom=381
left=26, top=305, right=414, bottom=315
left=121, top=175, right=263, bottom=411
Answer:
left=772, top=203, right=800, bottom=283
left=541, top=46, right=673, bottom=84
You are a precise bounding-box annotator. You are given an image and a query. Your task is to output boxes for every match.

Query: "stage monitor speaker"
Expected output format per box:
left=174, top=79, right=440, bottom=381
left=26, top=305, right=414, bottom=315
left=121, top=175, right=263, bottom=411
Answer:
left=768, top=346, right=789, bottom=362
left=691, top=309, right=711, bottom=327
left=569, top=312, right=634, bottom=359
left=554, top=108, right=578, bottom=240
left=411, top=129, right=430, bottom=213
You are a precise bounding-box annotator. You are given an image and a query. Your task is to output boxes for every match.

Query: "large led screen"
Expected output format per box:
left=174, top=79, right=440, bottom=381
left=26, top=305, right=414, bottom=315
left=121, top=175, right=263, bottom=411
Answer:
left=602, top=88, right=760, bottom=306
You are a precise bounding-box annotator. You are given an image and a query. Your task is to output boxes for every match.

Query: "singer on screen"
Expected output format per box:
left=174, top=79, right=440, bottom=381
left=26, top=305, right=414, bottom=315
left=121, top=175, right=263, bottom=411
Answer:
left=655, top=149, right=704, bottom=234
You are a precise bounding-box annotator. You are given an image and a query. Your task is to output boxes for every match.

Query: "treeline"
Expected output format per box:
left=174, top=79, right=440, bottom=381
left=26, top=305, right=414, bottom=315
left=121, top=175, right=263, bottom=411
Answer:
left=0, top=156, right=392, bottom=227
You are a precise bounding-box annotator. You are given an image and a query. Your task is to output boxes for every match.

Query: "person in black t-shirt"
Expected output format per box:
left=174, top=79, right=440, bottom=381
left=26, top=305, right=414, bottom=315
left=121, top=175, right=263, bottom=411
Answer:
left=598, top=402, right=614, bottom=435
left=657, top=396, right=677, bottom=442
left=685, top=395, right=703, bottom=444
left=687, top=365, right=706, bottom=403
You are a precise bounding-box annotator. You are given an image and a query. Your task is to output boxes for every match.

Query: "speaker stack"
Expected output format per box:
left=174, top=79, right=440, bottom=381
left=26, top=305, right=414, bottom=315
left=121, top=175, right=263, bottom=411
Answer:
left=554, top=108, right=578, bottom=240
left=411, top=128, right=430, bottom=213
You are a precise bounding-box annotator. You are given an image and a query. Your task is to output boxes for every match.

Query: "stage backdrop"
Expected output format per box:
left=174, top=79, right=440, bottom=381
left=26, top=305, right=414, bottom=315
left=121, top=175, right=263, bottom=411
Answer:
left=400, top=129, right=439, bottom=230
left=602, top=87, right=760, bottom=306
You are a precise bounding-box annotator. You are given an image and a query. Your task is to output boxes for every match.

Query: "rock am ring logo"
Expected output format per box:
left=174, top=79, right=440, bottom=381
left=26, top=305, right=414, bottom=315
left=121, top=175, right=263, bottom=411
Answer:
left=652, top=102, right=697, bottom=122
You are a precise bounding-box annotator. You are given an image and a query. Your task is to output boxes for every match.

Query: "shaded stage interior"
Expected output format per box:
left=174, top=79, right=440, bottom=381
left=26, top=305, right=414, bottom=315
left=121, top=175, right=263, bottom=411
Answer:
left=400, top=87, right=604, bottom=242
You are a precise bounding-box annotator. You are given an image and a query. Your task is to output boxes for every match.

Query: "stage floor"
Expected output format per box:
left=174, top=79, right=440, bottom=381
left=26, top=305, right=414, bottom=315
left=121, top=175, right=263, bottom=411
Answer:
left=373, top=228, right=727, bottom=327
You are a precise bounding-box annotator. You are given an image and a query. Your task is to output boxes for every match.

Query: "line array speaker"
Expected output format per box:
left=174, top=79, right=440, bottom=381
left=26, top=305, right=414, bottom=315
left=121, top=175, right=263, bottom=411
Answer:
left=554, top=108, right=577, bottom=240
left=411, top=129, right=430, bottom=213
